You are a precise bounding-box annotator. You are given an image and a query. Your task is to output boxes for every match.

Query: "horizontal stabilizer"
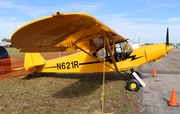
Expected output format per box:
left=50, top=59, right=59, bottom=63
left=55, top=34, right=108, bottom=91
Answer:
left=12, top=67, right=25, bottom=71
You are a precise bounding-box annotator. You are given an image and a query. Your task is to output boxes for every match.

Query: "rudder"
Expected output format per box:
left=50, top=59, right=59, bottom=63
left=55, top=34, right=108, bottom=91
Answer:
left=24, top=53, right=46, bottom=72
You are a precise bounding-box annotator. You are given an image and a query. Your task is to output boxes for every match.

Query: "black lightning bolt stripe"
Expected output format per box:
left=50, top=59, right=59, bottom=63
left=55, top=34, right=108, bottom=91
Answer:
left=127, top=55, right=143, bottom=61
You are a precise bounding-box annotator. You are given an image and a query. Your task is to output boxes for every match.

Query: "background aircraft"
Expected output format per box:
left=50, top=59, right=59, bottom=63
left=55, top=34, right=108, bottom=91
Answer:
left=11, top=12, right=173, bottom=91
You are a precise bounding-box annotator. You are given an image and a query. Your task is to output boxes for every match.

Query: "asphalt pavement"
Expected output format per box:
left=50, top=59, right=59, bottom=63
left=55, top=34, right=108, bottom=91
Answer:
left=138, top=48, right=180, bottom=114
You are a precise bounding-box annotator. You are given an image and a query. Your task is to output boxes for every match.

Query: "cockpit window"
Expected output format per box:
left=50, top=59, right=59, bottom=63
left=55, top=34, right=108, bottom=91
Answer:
left=94, top=41, right=133, bottom=63
left=115, top=41, right=132, bottom=53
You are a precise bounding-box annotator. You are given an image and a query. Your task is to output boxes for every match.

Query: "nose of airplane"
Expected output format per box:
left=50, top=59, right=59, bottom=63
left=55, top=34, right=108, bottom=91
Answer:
left=166, top=45, right=173, bottom=52
left=144, top=44, right=173, bottom=62
left=144, top=28, right=173, bottom=62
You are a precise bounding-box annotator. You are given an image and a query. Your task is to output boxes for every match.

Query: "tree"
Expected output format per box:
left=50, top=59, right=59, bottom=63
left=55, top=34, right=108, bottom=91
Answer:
left=1, top=38, right=10, bottom=42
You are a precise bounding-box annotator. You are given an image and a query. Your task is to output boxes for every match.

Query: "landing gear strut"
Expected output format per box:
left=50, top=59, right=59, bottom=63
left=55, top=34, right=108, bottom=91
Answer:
left=130, top=71, right=142, bottom=79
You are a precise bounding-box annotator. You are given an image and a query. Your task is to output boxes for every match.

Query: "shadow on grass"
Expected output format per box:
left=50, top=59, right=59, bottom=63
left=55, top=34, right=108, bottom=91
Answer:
left=52, top=72, right=129, bottom=98
left=22, top=72, right=130, bottom=98
left=53, top=74, right=103, bottom=98
left=23, top=72, right=129, bottom=80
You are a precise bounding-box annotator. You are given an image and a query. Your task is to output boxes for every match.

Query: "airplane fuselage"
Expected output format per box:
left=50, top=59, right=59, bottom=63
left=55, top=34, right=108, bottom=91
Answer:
left=26, top=44, right=173, bottom=73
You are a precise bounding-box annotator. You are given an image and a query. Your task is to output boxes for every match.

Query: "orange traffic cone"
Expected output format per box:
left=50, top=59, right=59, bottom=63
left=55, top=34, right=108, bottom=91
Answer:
left=152, top=68, right=157, bottom=77
left=168, top=89, right=179, bottom=107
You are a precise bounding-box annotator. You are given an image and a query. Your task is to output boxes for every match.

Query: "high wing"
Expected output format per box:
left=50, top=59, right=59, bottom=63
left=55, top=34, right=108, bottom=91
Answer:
left=11, top=12, right=126, bottom=52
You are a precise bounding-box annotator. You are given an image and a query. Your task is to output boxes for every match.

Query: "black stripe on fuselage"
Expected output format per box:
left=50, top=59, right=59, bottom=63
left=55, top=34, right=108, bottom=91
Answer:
left=79, top=60, right=107, bottom=65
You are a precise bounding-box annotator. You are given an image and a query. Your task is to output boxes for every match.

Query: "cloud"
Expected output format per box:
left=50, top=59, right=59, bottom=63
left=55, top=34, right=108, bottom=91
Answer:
left=167, top=17, right=180, bottom=22
left=0, top=1, right=17, bottom=8
left=63, top=3, right=100, bottom=12
left=0, top=18, right=26, bottom=38
left=0, top=1, right=179, bottom=43
left=0, top=1, right=102, bottom=39
left=132, top=0, right=180, bottom=7
left=98, top=14, right=180, bottom=43
left=0, top=1, right=101, bottom=19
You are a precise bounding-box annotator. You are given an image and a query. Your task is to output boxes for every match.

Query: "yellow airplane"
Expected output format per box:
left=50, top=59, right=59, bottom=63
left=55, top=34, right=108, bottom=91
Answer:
left=11, top=12, right=173, bottom=91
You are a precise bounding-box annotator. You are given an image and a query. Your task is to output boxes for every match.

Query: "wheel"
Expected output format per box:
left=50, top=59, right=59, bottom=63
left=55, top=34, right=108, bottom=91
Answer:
left=27, top=74, right=33, bottom=77
left=130, top=71, right=142, bottom=79
left=126, top=79, right=141, bottom=91
left=26, top=72, right=38, bottom=78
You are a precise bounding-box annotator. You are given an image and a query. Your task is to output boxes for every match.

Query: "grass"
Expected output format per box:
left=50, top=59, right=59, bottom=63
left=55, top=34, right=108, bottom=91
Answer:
left=6, top=47, right=25, bottom=58
left=0, top=48, right=140, bottom=114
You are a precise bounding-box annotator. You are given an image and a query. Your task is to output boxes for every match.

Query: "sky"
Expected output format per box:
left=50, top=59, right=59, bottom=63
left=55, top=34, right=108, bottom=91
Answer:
left=0, top=0, right=180, bottom=43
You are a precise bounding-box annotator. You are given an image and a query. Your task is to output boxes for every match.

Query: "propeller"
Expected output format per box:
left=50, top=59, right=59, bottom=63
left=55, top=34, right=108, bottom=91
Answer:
left=166, top=27, right=169, bottom=46
left=165, top=27, right=173, bottom=53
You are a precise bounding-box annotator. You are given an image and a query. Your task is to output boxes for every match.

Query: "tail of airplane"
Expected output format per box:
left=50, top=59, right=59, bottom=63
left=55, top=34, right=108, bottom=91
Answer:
left=24, top=53, right=46, bottom=73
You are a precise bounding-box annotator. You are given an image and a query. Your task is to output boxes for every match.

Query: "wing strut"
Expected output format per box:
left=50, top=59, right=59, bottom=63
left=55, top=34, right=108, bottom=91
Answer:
left=102, top=31, right=119, bottom=72
left=72, top=43, right=117, bottom=71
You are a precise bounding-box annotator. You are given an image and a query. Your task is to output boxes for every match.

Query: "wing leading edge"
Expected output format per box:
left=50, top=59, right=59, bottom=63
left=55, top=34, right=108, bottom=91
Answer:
left=11, top=12, right=126, bottom=53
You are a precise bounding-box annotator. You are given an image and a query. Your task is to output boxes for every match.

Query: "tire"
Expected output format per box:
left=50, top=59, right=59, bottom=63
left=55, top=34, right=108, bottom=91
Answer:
left=126, top=79, right=141, bottom=91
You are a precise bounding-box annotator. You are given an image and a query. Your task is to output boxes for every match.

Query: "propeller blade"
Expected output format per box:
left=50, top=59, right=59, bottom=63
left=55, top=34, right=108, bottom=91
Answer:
left=165, top=27, right=173, bottom=53
left=166, top=28, right=169, bottom=46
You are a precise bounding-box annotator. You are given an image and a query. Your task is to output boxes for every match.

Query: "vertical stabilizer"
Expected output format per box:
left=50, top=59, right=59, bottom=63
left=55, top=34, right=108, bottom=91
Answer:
left=24, top=53, right=46, bottom=72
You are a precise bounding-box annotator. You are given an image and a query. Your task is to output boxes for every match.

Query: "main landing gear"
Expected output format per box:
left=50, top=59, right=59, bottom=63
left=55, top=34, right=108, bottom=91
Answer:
left=127, top=78, right=141, bottom=91
left=126, top=69, right=145, bottom=92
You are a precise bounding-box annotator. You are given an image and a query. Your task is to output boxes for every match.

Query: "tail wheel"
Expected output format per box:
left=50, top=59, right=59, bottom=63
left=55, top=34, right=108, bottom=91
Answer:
left=126, top=79, right=141, bottom=91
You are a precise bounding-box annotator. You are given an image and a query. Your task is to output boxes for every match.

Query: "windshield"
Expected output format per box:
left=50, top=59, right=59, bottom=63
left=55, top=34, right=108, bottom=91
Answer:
left=127, top=39, right=140, bottom=50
